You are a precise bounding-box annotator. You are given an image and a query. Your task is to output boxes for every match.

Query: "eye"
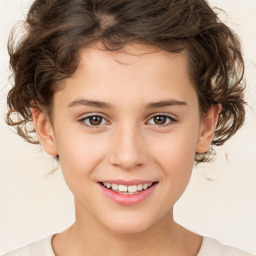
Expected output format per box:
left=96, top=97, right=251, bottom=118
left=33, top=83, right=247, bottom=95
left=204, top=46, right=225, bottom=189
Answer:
left=147, top=114, right=176, bottom=127
left=79, top=115, right=108, bottom=127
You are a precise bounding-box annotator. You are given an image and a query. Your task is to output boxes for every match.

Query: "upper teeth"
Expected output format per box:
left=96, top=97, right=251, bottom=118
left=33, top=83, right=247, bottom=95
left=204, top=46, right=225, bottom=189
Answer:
left=103, top=182, right=153, bottom=193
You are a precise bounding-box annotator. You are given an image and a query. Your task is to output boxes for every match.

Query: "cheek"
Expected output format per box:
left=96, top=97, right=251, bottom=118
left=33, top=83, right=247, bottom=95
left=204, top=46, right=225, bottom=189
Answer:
left=149, top=128, right=198, bottom=191
left=54, top=128, right=108, bottom=185
left=157, top=144, right=194, bottom=187
left=54, top=131, right=111, bottom=212
left=151, top=128, right=197, bottom=169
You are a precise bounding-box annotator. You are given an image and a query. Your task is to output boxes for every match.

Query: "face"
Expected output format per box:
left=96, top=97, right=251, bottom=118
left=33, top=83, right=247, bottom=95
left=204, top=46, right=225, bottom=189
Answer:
left=35, top=43, right=216, bottom=234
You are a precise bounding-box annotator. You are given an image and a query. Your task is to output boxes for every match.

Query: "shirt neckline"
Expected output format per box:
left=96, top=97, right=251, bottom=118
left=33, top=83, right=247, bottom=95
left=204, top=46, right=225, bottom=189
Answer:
left=48, top=234, right=206, bottom=255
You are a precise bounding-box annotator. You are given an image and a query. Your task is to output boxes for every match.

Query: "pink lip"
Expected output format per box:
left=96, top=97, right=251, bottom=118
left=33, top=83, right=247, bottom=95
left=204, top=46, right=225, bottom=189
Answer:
left=99, top=179, right=157, bottom=186
left=98, top=182, right=158, bottom=206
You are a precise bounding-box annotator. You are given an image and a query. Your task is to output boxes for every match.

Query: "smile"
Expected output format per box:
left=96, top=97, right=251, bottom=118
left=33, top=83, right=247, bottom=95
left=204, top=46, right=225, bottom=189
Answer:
left=100, top=182, right=156, bottom=194
left=98, top=181, right=159, bottom=206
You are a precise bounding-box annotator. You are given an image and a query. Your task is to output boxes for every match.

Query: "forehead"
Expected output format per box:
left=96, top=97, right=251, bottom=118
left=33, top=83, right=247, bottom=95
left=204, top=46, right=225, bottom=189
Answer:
left=77, top=42, right=189, bottom=73
left=54, top=43, right=198, bottom=110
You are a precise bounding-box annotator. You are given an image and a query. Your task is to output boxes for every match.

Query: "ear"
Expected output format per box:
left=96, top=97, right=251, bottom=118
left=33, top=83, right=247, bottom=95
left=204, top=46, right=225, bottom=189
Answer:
left=30, top=107, right=58, bottom=156
left=196, top=104, right=222, bottom=153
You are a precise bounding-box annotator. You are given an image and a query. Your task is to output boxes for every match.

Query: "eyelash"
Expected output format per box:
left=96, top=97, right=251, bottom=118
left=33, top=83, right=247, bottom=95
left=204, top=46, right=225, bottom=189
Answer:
left=78, top=113, right=177, bottom=129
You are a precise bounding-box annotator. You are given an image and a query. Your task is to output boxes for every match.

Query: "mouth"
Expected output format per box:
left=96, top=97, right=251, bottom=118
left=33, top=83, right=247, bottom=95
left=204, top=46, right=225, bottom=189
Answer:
left=98, top=181, right=158, bottom=195
left=97, top=180, right=159, bottom=206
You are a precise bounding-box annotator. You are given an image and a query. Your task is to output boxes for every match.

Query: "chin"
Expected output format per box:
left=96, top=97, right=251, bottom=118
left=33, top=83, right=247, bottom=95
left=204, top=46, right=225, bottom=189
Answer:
left=101, top=212, right=156, bottom=234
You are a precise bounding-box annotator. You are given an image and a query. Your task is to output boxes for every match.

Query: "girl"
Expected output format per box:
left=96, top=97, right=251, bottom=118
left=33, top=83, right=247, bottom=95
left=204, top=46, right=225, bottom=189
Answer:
left=3, top=0, right=254, bottom=255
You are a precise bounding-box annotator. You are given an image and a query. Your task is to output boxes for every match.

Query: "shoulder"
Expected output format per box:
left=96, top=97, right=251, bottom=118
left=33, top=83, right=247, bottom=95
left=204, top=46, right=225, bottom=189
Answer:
left=2, top=235, right=55, bottom=256
left=198, top=237, right=253, bottom=256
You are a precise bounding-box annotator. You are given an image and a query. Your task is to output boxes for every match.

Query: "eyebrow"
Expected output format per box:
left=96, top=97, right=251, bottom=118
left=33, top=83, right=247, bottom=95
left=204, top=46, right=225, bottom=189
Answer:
left=146, top=99, right=187, bottom=108
left=67, top=98, right=187, bottom=109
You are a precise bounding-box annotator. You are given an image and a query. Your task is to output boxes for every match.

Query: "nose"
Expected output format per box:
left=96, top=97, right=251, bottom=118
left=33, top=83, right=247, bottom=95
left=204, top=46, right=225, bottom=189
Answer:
left=108, top=124, right=149, bottom=170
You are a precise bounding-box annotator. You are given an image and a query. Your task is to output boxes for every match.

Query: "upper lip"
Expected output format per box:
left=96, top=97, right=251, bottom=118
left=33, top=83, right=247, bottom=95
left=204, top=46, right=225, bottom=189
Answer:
left=99, top=179, right=158, bottom=186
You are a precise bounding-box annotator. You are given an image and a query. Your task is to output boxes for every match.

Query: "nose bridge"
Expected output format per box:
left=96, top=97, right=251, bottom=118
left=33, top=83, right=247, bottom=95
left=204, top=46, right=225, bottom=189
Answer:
left=108, top=122, right=148, bottom=170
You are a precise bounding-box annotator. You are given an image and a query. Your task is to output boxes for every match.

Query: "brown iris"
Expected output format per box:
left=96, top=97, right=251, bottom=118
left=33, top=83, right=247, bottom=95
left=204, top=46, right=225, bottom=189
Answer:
left=153, top=116, right=167, bottom=125
left=89, top=116, right=103, bottom=126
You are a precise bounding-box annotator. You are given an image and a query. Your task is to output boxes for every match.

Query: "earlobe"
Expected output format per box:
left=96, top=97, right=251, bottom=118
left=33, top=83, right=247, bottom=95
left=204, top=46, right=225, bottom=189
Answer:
left=30, top=107, right=58, bottom=156
left=196, top=104, right=222, bottom=153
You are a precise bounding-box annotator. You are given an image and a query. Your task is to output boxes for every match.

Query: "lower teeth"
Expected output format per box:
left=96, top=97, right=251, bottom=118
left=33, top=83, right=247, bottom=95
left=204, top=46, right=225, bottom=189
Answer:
left=118, top=191, right=139, bottom=194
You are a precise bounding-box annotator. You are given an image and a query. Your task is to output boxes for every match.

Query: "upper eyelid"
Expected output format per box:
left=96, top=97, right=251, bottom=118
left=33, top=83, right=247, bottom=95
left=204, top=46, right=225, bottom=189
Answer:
left=147, top=112, right=176, bottom=119
left=79, top=112, right=109, bottom=121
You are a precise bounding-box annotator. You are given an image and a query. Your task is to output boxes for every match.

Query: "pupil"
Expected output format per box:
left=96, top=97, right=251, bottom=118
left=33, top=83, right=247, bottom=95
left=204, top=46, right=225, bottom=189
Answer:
left=154, top=116, right=166, bottom=125
left=89, top=116, right=102, bottom=125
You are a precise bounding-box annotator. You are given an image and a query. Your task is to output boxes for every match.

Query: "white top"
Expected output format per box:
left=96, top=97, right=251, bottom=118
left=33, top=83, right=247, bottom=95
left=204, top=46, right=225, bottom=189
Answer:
left=2, top=235, right=253, bottom=256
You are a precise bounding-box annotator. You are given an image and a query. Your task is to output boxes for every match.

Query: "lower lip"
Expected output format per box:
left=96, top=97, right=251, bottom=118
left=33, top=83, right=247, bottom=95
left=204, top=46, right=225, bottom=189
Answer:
left=98, top=183, right=158, bottom=206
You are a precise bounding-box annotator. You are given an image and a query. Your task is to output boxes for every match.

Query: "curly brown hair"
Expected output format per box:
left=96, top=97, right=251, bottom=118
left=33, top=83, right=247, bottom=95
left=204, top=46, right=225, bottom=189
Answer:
left=6, top=0, right=246, bottom=163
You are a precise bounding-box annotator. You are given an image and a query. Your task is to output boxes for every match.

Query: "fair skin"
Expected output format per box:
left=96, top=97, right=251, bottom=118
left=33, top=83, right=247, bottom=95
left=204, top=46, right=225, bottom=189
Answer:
left=31, top=43, right=221, bottom=256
